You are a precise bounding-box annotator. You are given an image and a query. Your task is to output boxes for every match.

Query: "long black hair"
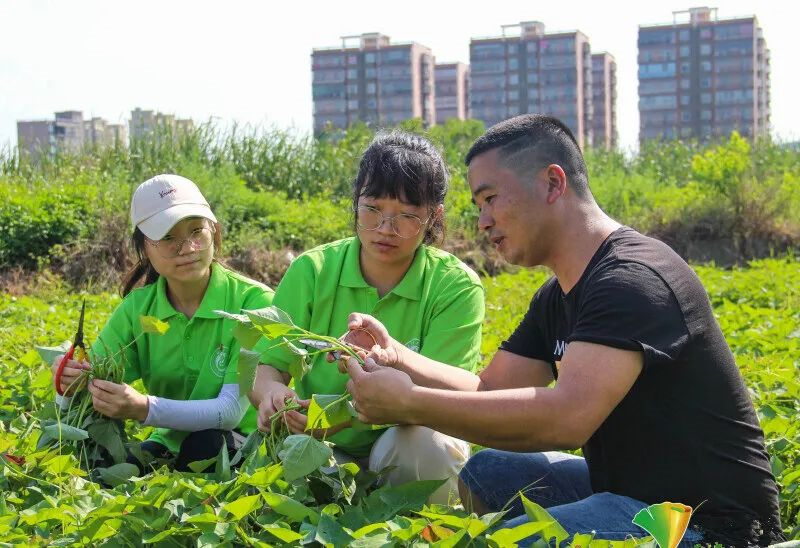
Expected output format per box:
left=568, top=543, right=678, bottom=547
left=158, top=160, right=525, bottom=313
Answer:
left=352, top=131, right=448, bottom=245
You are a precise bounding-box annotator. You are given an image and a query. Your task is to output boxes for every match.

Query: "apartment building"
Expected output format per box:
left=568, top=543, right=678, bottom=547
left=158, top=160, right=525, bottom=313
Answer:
left=129, top=108, right=194, bottom=142
left=638, top=7, right=770, bottom=141
left=434, top=62, right=470, bottom=123
left=469, top=21, right=594, bottom=147
left=592, top=52, right=618, bottom=149
left=84, top=117, right=127, bottom=148
left=311, top=33, right=435, bottom=133
left=17, top=110, right=86, bottom=160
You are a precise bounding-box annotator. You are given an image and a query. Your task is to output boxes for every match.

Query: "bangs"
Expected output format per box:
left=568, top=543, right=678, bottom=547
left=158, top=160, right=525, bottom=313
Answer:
left=356, top=146, right=438, bottom=207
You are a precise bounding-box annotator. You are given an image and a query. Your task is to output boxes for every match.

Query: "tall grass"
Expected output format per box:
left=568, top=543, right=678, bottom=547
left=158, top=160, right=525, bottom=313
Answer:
left=1, top=121, right=799, bottom=290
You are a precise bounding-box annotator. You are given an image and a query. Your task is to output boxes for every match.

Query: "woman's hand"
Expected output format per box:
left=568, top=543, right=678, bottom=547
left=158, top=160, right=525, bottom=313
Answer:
left=51, top=355, right=91, bottom=396
left=88, top=379, right=149, bottom=421
left=256, top=381, right=299, bottom=432
left=334, top=313, right=406, bottom=373
left=284, top=398, right=351, bottom=439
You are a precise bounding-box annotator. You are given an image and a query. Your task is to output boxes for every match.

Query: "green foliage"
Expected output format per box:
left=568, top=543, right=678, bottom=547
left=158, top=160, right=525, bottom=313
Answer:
left=1, top=259, right=797, bottom=543
left=2, top=124, right=798, bottom=286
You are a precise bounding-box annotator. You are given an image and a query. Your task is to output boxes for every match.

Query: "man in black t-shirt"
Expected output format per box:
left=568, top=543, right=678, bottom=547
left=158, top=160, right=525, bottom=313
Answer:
left=340, top=114, right=784, bottom=545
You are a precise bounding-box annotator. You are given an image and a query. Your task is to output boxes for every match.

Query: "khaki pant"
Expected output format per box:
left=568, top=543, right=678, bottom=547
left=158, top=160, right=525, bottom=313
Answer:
left=339, top=426, right=471, bottom=505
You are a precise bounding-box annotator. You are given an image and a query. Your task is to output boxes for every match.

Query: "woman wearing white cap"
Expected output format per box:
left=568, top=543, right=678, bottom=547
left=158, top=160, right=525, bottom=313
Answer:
left=52, top=174, right=274, bottom=472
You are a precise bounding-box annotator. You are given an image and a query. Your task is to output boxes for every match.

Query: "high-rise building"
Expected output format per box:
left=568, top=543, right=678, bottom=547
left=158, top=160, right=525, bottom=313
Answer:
left=17, top=111, right=86, bottom=160
left=129, top=108, right=194, bottom=142
left=311, top=33, right=435, bottom=133
left=16, top=120, right=55, bottom=161
left=469, top=21, right=593, bottom=147
left=84, top=117, right=127, bottom=148
left=592, top=53, right=618, bottom=149
left=53, top=111, right=85, bottom=153
left=434, top=62, right=469, bottom=123
left=638, top=7, right=770, bottom=141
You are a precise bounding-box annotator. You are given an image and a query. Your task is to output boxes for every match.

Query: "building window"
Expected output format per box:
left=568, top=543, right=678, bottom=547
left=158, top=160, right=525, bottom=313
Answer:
left=700, top=44, right=712, bottom=56
left=365, top=52, right=376, bottom=63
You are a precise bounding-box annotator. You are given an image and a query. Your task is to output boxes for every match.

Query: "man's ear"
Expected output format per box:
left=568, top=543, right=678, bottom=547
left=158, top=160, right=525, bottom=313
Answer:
left=545, top=164, right=567, bottom=204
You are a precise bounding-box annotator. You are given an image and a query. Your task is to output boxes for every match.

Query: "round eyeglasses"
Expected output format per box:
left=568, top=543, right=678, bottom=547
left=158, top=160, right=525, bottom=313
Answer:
left=146, top=226, right=215, bottom=258
left=355, top=206, right=431, bottom=239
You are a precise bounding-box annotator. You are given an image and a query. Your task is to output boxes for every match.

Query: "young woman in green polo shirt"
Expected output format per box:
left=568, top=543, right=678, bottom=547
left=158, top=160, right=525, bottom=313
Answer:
left=249, top=131, right=485, bottom=503
left=52, top=174, right=273, bottom=472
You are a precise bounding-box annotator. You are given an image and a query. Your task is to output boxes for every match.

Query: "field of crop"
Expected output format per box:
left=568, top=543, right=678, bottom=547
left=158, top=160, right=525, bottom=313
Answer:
left=0, top=257, right=797, bottom=545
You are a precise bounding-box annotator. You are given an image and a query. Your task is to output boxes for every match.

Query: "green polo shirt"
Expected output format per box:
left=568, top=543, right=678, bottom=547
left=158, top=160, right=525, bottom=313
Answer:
left=258, top=237, right=484, bottom=456
left=91, top=262, right=274, bottom=453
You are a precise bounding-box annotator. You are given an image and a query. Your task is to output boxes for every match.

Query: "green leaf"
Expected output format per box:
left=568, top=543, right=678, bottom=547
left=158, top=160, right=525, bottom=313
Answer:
left=215, top=437, right=231, bottom=482
left=520, top=494, right=569, bottom=546
left=486, top=519, right=554, bottom=545
left=232, top=321, right=262, bottom=350
left=315, top=511, right=354, bottom=547
left=34, top=341, right=72, bottom=366
left=212, top=309, right=251, bottom=322
left=238, top=348, right=260, bottom=394
left=187, top=457, right=218, bottom=473
left=230, top=430, right=264, bottom=467
left=363, top=480, right=447, bottom=523
left=42, top=423, right=88, bottom=442
left=287, top=353, right=311, bottom=383
left=222, top=494, right=262, bottom=521
left=87, top=419, right=127, bottom=464
left=263, top=323, right=295, bottom=338
left=259, top=523, right=305, bottom=543
left=262, top=492, right=319, bottom=524
left=307, top=394, right=352, bottom=430
left=278, top=434, right=333, bottom=482
left=240, top=464, right=282, bottom=488
left=96, top=463, right=139, bottom=487
left=139, top=315, right=170, bottom=335
left=244, top=306, right=296, bottom=328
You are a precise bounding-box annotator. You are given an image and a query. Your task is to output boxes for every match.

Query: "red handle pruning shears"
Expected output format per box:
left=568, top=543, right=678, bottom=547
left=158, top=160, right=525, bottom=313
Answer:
left=54, top=299, right=88, bottom=396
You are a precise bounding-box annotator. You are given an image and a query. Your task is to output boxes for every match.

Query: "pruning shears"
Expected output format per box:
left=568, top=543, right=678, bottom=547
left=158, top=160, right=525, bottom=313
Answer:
left=54, top=299, right=88, bottom=396
left=299, top=339, right=344, bottom=360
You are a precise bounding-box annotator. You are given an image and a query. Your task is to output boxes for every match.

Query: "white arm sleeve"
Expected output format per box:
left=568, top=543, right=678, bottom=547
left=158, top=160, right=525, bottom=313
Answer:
left=142, top=384, right=248, bottom=431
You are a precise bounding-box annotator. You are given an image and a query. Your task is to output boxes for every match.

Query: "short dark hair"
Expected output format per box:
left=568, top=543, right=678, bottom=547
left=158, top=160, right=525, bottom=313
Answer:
left=353, top=131, right=448, bottom=245
left=464, top=114, right=591, bottom=199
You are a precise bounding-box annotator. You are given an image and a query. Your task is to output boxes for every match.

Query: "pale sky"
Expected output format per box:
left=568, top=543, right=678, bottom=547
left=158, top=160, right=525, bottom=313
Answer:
left=1, top=0, right=798, bottom=154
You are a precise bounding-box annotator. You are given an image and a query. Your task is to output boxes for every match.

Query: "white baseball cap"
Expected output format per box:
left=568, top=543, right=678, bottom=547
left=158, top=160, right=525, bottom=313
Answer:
left=130, top=174, right=218, bottom=240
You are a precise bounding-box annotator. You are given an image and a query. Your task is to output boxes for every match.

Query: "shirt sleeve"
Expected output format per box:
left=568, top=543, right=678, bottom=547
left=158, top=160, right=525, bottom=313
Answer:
left=89, top=297, right=142, bottom=384
left=500, top=286, right=552, bottom=362
left=143, top=383, right=247, bottom=431
left=223, top=284, right=276, bottom=385
left=568, top=262, right=690, bottom=368
left=254, top=255, right=315, bottom=372
left=418, top=271, right=485, bottom=372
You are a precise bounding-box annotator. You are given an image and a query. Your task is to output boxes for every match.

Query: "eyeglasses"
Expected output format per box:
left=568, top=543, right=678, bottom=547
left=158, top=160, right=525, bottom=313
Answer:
left=146, top=226, right=215, bottom=258
left=355, top=205, right=431, bottom=239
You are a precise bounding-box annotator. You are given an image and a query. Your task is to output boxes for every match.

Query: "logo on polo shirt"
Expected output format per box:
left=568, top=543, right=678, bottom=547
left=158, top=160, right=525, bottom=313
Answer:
left=404, top=338, right=421, bottom=353
left=210, top=344, right=228, bottom=378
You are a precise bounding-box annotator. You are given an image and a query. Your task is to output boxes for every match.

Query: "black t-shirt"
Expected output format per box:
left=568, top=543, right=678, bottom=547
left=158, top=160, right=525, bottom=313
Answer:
left=501, top=227, right=783, bottom=546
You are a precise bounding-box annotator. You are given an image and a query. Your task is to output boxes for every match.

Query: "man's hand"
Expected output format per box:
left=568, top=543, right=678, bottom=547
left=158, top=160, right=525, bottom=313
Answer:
left=51, top=355, right=91, bottom=396
left=345, top=357, right=416, bottom=425
left=283, top=398, right=351, bottom=439
left=256, top=382, right=298, bottom=432
left=88, top=379, right=149, bottom=421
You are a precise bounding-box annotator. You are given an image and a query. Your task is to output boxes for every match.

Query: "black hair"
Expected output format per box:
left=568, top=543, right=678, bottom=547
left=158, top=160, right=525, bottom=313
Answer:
left=464, top=114, right=591, bottom=199
left=352, top=131, right=448, bottom=245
